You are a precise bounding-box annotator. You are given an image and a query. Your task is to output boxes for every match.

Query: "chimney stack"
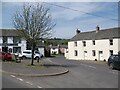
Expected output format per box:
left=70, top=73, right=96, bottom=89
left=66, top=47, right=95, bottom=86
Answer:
left=76, top=28, right=80, bottom=34
left=96, top=25, right=100, bottom=33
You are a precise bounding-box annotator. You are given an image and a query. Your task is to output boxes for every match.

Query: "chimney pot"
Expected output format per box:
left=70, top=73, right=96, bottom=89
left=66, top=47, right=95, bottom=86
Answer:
left=76, top=29, right=80, bottom=34
left=96, top=25, right=100, bottom=33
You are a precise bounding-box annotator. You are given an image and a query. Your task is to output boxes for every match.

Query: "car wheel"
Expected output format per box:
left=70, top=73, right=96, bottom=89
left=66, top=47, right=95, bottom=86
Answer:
left=41, top=55, right=43, bottom=58
left=109, top=63, right=114, bottom=69
left=22, top=56, right=26, bottom=60
left=35, top=57, right=39, bottom=60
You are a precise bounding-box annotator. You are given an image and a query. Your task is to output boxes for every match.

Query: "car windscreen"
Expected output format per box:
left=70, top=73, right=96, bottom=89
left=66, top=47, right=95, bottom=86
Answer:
left=23, top=52, right=31, bottom=54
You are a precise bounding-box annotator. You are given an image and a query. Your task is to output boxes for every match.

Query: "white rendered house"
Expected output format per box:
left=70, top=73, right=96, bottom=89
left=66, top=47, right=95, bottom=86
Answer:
left=65, top=26, right=120, bottom=61
left=0, top=29, right=26, bottom=54
left=50, top=46, right=59, bottom=55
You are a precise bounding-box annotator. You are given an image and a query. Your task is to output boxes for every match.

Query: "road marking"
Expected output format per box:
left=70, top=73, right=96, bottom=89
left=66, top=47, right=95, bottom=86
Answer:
left=10, top=75, right=16, bottom=78
left=37, top=86, right=42, bottom=88
left=26, top=81, right=33, bottom=85
left=81, top=63, right=96, bottom=69
left=16, top=78, right=23, bottom=81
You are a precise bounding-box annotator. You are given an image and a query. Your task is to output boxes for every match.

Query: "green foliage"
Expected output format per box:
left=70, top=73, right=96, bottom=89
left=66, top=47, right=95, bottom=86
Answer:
left=45, top=38, right=70, bottom=46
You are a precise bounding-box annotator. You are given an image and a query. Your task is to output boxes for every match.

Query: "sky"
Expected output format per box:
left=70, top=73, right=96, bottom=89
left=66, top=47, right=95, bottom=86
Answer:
left=0, top=1, right=119, bottom=39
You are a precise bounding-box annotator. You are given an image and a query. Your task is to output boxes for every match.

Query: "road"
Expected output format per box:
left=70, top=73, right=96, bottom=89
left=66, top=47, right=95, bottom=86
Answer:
left=2, top=56, right=119, bottom=88
left=2, top=74, right=35, bottom=88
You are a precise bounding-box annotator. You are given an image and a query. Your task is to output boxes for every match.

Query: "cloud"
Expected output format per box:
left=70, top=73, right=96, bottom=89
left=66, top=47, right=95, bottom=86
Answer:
left=50, top=2, right=106, bottom=21
left=1, top=0, right=120, bottom=2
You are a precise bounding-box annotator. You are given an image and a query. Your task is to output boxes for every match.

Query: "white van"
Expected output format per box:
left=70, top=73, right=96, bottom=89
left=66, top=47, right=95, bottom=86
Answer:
left=19, top=50, right=43, bottom=60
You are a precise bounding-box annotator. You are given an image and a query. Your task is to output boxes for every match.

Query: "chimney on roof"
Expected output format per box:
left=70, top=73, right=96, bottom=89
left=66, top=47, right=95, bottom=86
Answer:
left=96, top=25, right=100, bottom=33
left=76, top=28, right=80, bottom=34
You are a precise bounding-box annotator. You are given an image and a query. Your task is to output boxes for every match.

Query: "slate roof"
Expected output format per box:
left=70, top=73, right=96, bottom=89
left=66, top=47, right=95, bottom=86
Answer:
left=59, top=45, right=68, bottom=48
left=0, top=29, right=20, bottom=36
left=71, top=27, right=120, bottom=41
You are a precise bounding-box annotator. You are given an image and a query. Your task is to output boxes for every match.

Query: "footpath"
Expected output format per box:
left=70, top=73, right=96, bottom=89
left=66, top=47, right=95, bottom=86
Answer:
left=1, top=58, right=69, bottom=77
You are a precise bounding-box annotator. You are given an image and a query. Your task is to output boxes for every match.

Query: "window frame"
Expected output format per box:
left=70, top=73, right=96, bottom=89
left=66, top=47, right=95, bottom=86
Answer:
left=74, top=50, right=78, bottom=56
left=92, top=50, right=96, bottom=56
left=109, top=39, right=113, bottom=45
left=74, top=41, right=77, bottom=47
left=109, top=50, right=113, bottom=56
left=92, top=40, right=95, bottom=45
left=83, top=41, right=86, bottom=47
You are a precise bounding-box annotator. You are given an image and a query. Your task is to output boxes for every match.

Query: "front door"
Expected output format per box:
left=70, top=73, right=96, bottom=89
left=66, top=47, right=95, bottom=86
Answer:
left=99, top=51, right=103, bottom=61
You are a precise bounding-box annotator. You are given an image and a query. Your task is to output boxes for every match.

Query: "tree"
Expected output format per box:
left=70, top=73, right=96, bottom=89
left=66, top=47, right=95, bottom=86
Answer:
left=13, top=3, right=55, bottom=65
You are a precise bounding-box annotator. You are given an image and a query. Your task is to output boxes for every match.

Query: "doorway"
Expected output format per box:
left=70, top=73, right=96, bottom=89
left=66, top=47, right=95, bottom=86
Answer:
left=99, top=51, right=103, bottom=61
left=84, top=51, right=87, bottom=60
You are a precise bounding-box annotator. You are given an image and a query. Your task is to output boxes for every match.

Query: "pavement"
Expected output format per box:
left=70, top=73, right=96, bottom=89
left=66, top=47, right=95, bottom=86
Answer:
left=1, top=58, right=69, bottom=77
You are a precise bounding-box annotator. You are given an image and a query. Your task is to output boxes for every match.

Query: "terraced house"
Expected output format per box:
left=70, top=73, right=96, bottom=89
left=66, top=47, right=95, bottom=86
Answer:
left=65, top=26, right=120, bottom=61
left=0, top=29, right=26, bottom=54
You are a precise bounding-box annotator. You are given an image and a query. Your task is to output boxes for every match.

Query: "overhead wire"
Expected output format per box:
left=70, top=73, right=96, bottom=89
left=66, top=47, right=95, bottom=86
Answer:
left=43, top=2, right=118, bottom=22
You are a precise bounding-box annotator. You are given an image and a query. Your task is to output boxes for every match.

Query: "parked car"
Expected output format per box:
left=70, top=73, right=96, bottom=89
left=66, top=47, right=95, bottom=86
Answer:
left=18, top=50, right=43, bottom=60
left=108, top=54, right=120, bottom=69
left=0, top=51, right=12, bottom=61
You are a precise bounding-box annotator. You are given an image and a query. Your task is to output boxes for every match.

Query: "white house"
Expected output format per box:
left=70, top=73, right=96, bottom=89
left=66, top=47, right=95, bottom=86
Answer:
left=65, top=26, right=120, bottom=61
left=50, top=46, right=59, bottom=55
left=0, top=29, right=26, bottom=54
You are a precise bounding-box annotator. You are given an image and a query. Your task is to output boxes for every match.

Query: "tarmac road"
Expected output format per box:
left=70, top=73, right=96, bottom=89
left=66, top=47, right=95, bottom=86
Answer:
left=2, top=73, right=35, bottom=88
left=2, top=56, right=119, bottom=88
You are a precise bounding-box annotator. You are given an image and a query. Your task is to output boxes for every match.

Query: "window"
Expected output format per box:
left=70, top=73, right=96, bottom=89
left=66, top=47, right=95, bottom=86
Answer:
left=13, top=37, right=21, bottom=44
left=93, top=40, right=95, bottom=45
left=99, top=51, right=103, bottom=54
left=110, top=50, right=113, bottom=56
left=75, top=50, right=78, bottom=56
left=109, top=39, right=113, bottom=45
left=23, top=51, right=31, bottom=54
left=83, top=41, right=86, bottom=47
left=52, top=48, right=55, bottom=50
left=13, top=47, right=21, bottom=53
left=74, top=42, right=77, bottom=47
left=84, top=51, right=87, bottom=53
left=92, top=50, right=96, bottom=56
left=3, top=36, right=7, bottom=43
left=8, top=48, right=12, bottom=53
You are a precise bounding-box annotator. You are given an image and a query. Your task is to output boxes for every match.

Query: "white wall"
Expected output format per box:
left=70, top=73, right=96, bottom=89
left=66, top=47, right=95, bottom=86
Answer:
left=118, top=39, right=120, bottom=52
left=18, top=39, right=26, bottom=52
left=0, top=37, right=2, bottom=44
left=66, top=38, right=120, bottom=61
left=8, top=37, right=13, bottom=43
left=0, top=46, right=2, bottom=51
left=38, top=48, right=44, bottom=56
left=0, top=36, right=27, bottom=53
left=50, top=48, right=59, bottom=54
left=64, top=48, right=68, bottom=59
